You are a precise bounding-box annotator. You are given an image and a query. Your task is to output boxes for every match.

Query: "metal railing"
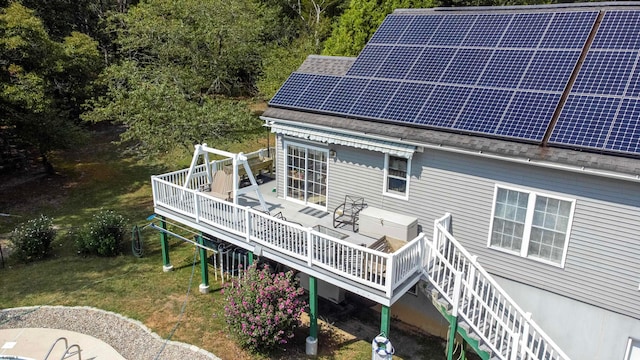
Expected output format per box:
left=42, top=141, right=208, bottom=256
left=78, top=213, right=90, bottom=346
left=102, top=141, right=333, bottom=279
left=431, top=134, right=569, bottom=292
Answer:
left=425, top=213, right=570, bottom=360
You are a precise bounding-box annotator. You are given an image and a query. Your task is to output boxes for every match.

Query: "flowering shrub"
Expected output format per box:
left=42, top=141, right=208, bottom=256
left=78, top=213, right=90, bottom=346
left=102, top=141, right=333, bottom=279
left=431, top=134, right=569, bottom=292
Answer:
left=10, top=215, right=56, bottom=262
left=223, top=264, right=306, bottom=352
left=74, top=209, right=127, bottom=256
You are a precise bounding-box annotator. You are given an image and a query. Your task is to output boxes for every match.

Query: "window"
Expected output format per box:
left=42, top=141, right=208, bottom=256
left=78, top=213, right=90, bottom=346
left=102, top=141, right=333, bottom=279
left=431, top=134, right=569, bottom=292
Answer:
left=626, top=338, right=640, bottom=360
left=384, top=155, right=410, bottom=199
left=488, top=185, right=575, bottom=267
left=285, top=143, right=328, bottom=209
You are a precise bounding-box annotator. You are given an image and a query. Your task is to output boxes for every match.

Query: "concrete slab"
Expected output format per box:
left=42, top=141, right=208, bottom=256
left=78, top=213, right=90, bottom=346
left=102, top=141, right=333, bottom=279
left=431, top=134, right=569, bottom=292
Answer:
left=0, top=327, right=126, bottom=360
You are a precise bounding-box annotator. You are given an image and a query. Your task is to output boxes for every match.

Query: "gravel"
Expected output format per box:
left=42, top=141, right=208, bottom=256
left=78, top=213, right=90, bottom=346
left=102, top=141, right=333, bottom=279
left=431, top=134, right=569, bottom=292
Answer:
left=0, top=305, right=220, bottom=360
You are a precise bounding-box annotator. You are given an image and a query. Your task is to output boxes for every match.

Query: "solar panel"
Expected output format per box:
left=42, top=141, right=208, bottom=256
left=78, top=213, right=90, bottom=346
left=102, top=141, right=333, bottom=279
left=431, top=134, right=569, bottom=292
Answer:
left=381, top=82, right=433, bottom=122
left=269, top=73, right=314, bottom=107
left=375, top=46, right=424, bottom=79
left=606, top=99, right=640, bottom=153
left=441, top=48, right=493, bottom=85
left=520, top=50, right=581, bottom=92
left=296, top=75, right=341, bottom=109
left=591, top=11, right=640, bottom=50
left=397, top=15, right=443, bottom=45
left=571, top=51, right=636, bottom=96
left=350, top=80, right=400, bottom=118
left=499, top=13, right=553, bottom=48
left=346, top=45, right=393, bottom=77
left=539, top=11, right=598, bottom=49
left=369, top=15, right=414, bottom=45
left=455, top=88, right=513, bottom=133
left=428, top=14, right=476, bottom=46
left=271, top=6, right=640, bottom=157
left=496, top=92, right=561, bottom=141
left=479, top=50, right=534, bottom=89
left=463, top=14, right=512, bottom=47
left=416, top=86, right=473, bottom=128
left=551, top=95, right=620, bottom=148
left=628, top=69, right=640, bottom=98
left=406, top=47, right=457, bottom=82
left=321, top=77, right=369, bottom=114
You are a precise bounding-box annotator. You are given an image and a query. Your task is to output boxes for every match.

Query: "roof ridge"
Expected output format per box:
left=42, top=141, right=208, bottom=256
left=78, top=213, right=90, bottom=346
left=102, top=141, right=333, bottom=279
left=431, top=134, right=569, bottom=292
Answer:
left=393, top=2, right=640, bottom=14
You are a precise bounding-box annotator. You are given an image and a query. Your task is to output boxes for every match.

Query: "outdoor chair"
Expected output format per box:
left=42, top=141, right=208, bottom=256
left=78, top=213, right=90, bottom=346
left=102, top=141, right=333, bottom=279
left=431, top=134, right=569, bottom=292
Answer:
left=203, top=170, right=233, bottom=201
left=333, top=195, right=366, bottom=232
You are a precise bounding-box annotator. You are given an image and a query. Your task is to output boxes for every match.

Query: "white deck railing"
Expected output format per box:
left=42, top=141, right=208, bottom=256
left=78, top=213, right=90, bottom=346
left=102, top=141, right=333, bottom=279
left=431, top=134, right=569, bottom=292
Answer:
left=425, top=213, right=570, bottom=360
left=151, top=160, right=425, bottom=298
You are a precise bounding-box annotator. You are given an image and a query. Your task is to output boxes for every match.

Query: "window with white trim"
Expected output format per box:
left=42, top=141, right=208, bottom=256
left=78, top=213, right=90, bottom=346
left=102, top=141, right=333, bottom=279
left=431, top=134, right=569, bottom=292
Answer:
left=488, top=186, right=575, bottom=267
left=626, top=338, right=640, bottom=360
left=384, top=154, right=410, bottom=199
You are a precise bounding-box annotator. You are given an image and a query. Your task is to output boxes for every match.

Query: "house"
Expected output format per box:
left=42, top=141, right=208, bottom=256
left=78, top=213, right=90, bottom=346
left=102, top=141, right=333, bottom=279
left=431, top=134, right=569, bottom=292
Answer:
left=151, top=2, right=640, bottom=360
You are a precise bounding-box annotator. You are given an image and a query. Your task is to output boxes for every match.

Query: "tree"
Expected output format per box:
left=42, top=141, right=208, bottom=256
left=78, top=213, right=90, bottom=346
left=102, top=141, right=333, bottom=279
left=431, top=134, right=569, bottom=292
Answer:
left=83, top=0, right=275, bottom=155
left=0, top=3, right=101, bottom=173
left=323, top=0, right=436, bottom=57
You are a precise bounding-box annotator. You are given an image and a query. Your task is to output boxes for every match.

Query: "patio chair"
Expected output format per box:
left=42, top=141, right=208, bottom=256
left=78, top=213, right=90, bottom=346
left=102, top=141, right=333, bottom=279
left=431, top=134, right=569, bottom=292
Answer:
left=204, top=170, right=233, bottom=201
left=333, top=195, right=366, bottom=232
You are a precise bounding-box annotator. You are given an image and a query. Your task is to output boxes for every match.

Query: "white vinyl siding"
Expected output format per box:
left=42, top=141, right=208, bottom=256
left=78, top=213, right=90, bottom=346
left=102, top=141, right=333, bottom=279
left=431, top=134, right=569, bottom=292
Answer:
left=489, top=185, right=575, bottom=267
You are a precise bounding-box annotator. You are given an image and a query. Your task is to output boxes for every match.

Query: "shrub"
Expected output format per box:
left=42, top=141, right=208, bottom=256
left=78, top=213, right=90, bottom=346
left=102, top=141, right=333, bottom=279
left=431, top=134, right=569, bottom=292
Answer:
left=223, top=264, right=306, bottom=353
left=10, top=215, right=56, bottom=262
left=74, top=209, right=127, bottom=256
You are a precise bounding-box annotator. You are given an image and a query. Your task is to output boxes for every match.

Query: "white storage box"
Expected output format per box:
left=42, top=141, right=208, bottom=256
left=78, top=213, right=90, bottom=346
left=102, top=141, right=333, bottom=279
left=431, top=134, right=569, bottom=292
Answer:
left=358, top=207, right=419, bottom=242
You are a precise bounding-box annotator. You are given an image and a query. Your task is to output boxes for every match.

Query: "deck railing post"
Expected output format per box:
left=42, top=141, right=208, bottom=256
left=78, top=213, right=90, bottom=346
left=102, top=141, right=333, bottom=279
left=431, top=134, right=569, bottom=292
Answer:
left=510, top=332, right=520, bottom=360
left=194, top=192, right=200, bottom=223
left=245, top=209, right=251, bottom=243
left=386, top=255, right=394, bottom=298
left=307, top=228, right=313, bottom=266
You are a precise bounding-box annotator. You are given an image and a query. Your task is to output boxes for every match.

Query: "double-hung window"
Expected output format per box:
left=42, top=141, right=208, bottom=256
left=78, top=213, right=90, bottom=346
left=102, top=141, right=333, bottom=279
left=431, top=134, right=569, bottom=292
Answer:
left=384, top=154, right=410, bottom=199
left=488, top=185, right=575, bottom=267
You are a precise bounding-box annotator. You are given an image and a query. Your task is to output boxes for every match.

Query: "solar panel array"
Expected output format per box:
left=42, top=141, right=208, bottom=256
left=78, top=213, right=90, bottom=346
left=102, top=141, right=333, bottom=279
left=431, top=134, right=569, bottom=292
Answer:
left=550, top=10, right=640, bottom=155
left=270, top=7, right=640, bottom=157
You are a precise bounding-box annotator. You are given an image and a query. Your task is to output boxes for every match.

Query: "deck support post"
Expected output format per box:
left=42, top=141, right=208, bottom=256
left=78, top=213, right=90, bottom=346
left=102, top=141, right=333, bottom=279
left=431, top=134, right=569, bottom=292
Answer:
left=160, top=216, right=173, bottom=272
left=247, top=251, right=254, bottom=265
left=309, top=276, right=318, bottom=339
left=446, top=314, right=458, bottom=360
left=306, top=275, right=319, bottom=356
left=380, top=305, right=391, bottom=336
left=198, top=235, right=210, bottom=293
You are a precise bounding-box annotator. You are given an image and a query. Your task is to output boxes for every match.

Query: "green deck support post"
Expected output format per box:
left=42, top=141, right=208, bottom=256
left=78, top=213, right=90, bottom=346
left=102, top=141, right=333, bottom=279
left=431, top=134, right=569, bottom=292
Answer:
left=160, top=216, right=173, bottom=272
left=446, top=314, right=458, bottom=360
left=309, top=276, right=318, bottom=339
left=248, top=251, right=254, bottom=266
left=380, top=305, right=391, bottom=337
left=198, top=235, right=210, bottom=294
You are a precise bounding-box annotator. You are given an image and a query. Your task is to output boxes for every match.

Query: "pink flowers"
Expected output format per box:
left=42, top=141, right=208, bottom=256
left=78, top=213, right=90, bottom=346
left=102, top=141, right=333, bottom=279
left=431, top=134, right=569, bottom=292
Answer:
left=222, top=264, right=306, bottom=352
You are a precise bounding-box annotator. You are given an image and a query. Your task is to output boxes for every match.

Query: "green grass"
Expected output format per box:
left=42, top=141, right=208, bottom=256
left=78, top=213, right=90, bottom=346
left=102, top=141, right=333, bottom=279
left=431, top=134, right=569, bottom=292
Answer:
left=0, top=125, right=446, bottom=360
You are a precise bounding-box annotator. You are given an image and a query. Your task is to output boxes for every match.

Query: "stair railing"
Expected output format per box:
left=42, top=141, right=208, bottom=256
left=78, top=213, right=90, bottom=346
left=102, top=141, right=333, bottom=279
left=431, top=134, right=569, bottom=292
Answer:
left=426, top=213, right=570, bottom=360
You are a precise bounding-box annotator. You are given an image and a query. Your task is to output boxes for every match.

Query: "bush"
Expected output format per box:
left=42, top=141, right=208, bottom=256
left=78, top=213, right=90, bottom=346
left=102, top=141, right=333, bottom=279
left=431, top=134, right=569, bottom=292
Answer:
left=10, top=215, right=56, bottom=262
left=223, top=264, right=306, bottom=352
left=74, top=209, right=127, bottom=257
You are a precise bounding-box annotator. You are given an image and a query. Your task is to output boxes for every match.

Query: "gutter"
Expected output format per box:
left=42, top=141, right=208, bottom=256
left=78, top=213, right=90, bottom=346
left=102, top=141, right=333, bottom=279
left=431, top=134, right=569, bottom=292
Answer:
left=261, top=116, right=640, bottom=184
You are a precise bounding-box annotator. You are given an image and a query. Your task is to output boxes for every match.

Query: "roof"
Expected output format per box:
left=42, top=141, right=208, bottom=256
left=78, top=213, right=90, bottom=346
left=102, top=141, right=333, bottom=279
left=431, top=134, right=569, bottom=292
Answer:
left=264, top=2, right=640, bottom=181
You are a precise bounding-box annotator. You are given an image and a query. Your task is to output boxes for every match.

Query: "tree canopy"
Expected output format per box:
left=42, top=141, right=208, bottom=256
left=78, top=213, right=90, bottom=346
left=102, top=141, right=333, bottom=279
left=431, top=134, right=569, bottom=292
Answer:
left=83, top=0, right=277, bottom=155
left=323, top=0, right=436, bottom=57
left=0, top=3, right=101, bottom=173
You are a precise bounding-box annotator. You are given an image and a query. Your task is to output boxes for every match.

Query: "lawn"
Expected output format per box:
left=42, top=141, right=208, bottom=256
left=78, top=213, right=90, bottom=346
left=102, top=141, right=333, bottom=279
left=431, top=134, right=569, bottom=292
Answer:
left=0, top=124, right=447, bottom=359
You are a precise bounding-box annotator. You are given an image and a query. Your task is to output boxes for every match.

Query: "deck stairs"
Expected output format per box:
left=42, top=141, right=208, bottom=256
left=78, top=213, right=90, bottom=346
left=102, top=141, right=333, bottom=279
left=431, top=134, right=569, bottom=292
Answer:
left=421, top=214, right=570, bottom=360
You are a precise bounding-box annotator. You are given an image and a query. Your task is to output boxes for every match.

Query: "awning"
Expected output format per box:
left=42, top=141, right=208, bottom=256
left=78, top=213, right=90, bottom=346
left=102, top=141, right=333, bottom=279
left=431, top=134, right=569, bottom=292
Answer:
left=270, top=123, right=416, bottom=158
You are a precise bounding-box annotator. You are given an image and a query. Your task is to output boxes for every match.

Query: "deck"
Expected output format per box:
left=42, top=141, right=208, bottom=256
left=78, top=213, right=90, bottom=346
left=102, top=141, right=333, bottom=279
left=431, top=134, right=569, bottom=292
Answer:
left=151, top=163, right=425, bottom=306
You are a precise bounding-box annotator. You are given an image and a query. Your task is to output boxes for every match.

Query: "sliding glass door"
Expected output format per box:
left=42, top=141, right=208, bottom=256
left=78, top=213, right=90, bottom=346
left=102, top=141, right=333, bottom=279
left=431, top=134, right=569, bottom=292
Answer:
left=285, top=143, right=328, bottom=209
